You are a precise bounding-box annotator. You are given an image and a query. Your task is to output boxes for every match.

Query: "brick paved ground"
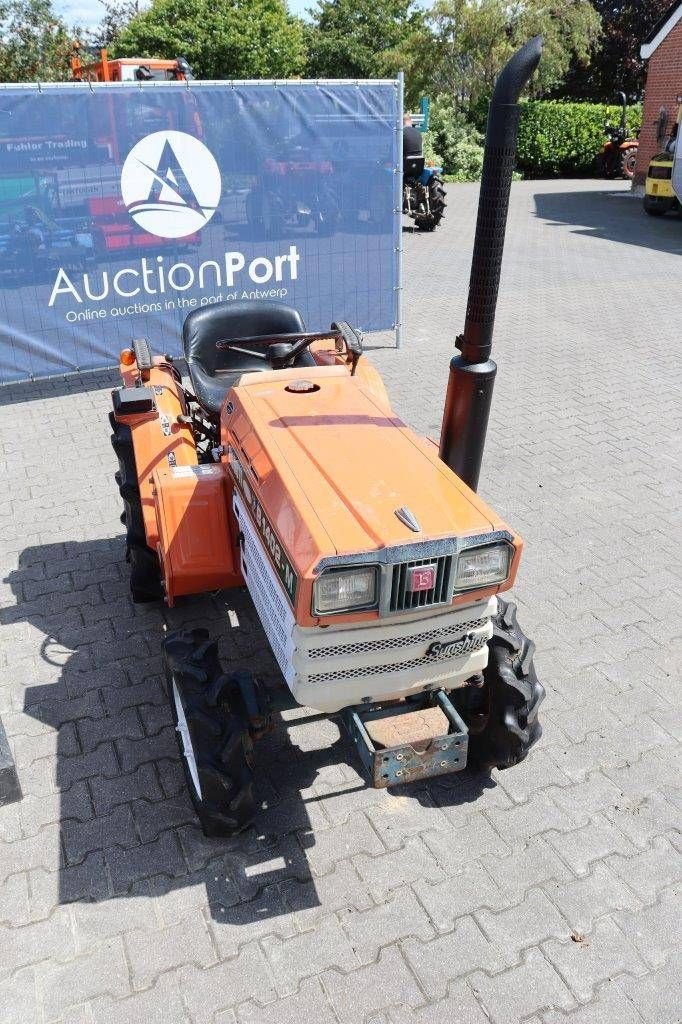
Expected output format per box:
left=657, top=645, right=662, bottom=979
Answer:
left=1, top=179, right=680, bottom=1024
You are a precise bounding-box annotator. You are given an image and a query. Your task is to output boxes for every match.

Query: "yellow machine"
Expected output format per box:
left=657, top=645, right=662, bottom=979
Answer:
left=644, top=102, right=680, bottom=216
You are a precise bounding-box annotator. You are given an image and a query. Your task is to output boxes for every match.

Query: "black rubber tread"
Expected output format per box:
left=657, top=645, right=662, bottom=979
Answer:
left=643, top=195, right=672, bottom=216
left=465, top=598, right=545, bottom=771
left=415, top=175, right=447, bottom=231
left=620, top=146, right=638, bottom=180
left=162, top=628, right=256, bottom=837
left=109, top=410, right=163, bottom=603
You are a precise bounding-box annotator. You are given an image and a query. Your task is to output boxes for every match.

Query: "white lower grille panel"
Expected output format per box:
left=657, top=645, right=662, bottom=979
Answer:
left=233, top=495, right=496, bottom=713
left=233, top=492, right=295, bottom=684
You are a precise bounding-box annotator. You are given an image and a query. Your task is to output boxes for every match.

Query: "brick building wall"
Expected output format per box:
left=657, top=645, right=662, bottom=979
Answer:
left=633, top=19, right=682, bottom=190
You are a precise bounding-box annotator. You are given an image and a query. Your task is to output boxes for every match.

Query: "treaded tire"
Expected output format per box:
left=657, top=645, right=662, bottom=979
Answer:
left=109, top=411, right=162, bottom=603
left=415, top=175, right=446, bottom=231
left=465, top=599, right=545, bottom=771
left=620, top=146, right=637, bottom=180
left=163, top=629, right=256, bottom=837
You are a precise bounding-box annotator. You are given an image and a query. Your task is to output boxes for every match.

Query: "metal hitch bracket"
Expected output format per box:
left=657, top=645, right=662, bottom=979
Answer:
left=343, top=690, right=468, bottom=788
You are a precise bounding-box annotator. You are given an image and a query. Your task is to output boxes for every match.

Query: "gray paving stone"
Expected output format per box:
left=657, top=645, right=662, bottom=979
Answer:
left=124, top=910, right=217, bottom=989
left=62, top=804, right=139, bottom=865
left=542, top=917, right=647, bottom=1003
left=0, top=966, right=39, bottom=1024
left=470, top=948, right=575, bottom=1024
left=403, top=915, right=507, bottom=998
left=262, top=912, right=359, bottom=996
left=340, top=887, right=435, bottom=963
left=476, top=888, right=570, bottom=960
left=541, top=863, right=640, bottom=934
left=606, top=836, right=681, bottom=900
left=237, top=977, right=337, bottom=1024
left=177, top=942, right=276, bottom=1024
left=322, top=945, right=423, bottom=1022
left=90, top=973, right=190, bottom=1024
left=614, top=887, right=681, bottom=969
left=209, top=884, right=297, bottom=957
left=615, top=950, right=682, bottom=1024
left=301, top=811, right=385, bottom=876
left=414, top=860, right=504, bottom=930
left=105, top=831, right=188, bottom=894
left=72, top=894, right=158, bottom=951
left=353, top=835, right=445, bottom=897
left=543, top=979, right=644, bottom=1024
left=483, top=836, right=574, bottom=903
left=37, top=936, right=131, bottom=1021
left=545, top=815, right=636, bottom=875
left=379, top=980, right=493, bottom=1024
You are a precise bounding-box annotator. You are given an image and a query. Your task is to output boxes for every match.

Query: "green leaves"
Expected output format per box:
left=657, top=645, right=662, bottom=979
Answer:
left=113, top=0, right=306, bottom=80
left=423, top=96, right=484, bottom=180
left=399, top=0, right=602, bottom=112
left=517, top=100, right=642, bottom=177
left=0, top=0, right=73, bottom=82
left=304, top=0, right=424, bottom=80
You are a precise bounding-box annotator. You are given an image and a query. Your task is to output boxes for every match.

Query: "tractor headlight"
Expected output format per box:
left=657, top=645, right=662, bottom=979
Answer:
left=455, top=543, right=511, bottom=591
left=313, top=566, right=378, bottom=615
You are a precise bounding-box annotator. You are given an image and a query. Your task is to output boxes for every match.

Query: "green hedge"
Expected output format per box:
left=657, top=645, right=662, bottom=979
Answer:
left=517, top=100, right=642, bottom=177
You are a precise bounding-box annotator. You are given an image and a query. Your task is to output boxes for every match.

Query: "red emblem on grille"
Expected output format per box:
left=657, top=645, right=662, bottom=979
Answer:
left=408, top=565, right=436, bottom=592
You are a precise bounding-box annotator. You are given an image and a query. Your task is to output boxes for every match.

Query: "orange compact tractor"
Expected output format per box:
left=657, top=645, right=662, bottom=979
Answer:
left=70, top=45, right=193, bottom=84
left=109, top=39, right=545, bottom=835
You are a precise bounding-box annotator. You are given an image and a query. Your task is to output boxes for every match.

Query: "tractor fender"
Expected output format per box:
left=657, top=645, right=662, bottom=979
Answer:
left=114, top=353, right=197, bottom=556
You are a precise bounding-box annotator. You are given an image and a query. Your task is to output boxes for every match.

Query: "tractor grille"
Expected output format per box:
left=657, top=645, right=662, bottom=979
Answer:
left=307, top=616, right=487, bottom=659
left=308, top=632, right=487, bottom=684
left=388, top=555, right=453, bottom=612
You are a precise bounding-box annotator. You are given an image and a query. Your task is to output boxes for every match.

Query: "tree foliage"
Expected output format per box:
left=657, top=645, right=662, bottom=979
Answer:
left=113, top=0, right=307, bottom=79
left=88, top=1, right=142, bottom=50
left=559, top=1, right=673, bottom=100
left=423, top=96, right=484, bottom=179
left=0, top=0, right=73, bottom=82
left=305, top=0, right=424, bottom=79
left=397, top=0, right=602, bottom=111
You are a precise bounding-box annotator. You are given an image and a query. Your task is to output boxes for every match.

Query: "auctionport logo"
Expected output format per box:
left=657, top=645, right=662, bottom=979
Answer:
left=120, top=131, right=221, bottom=238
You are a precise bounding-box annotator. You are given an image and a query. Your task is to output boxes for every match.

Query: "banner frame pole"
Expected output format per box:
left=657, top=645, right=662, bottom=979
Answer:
left=395, top=72, right=404, bottom=350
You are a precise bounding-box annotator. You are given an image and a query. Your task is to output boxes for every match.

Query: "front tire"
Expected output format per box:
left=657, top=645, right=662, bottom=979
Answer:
left=414, top=175, right=446, bottom=231
left=463, top=599, right=544, bottom=771
left=643, top=194, right=673, bottom=216
left=163, top=629, right=257, bottom=837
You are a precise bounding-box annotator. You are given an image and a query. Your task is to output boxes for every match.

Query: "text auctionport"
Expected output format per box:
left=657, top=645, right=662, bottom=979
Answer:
left=48, top=246, right=301, bottom=308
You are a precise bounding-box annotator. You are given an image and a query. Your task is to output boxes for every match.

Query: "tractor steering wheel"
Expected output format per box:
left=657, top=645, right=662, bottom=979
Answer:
left=216, top=330, right=337, bottom=369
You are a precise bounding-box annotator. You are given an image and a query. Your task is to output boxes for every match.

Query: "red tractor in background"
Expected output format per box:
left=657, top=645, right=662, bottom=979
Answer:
left=598, top=92, right=639, bottom=181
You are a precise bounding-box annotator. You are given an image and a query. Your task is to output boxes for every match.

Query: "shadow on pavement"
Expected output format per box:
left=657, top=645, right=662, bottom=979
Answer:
left=5, top=536, right=493, bottom=926
left=534, top=186, right=682, bottom=255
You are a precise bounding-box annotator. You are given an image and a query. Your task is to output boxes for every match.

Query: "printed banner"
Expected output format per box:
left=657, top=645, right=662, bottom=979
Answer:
left=0, top=81, right=400, bottom=382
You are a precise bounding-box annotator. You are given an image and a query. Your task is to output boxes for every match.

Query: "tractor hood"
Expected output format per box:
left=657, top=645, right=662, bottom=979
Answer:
left=224, top=366, right=511, bottom=577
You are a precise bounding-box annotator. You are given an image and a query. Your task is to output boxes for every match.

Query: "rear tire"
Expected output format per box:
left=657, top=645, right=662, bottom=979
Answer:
left=110, top=412, right=162, bottom=603
left=163, top=629, right=256, bottom=837
left=463, top=599, right=544, bottom=771
left=415, top=175, right=446, bottom=231
left=620, top=146, right=637, bottom=180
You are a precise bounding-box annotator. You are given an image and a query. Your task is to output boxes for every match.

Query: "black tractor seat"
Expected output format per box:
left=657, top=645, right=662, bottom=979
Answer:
left=183, top=301, right=316, bottom=415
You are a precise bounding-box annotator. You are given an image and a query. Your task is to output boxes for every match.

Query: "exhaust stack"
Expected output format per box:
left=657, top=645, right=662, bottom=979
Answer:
left=439, top=36, right=543, bottom=491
